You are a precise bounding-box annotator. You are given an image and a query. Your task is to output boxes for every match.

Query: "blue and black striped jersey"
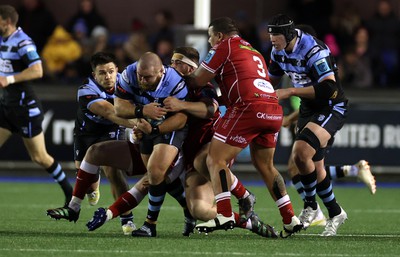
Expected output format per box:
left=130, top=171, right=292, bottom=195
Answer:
left=74, top=74, right=120, bottom=136
left=0, top=27, right=41, bottom=106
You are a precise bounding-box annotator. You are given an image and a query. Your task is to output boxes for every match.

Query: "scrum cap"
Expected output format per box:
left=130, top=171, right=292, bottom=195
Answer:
left=268, top=14, right=296, bottom=43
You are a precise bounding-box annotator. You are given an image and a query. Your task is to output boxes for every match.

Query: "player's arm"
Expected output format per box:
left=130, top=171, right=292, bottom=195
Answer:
left=163, top=96, right=217, bottom=119
left=137, top=111, right=188, bottom=135
left=276, top=74, right=336, bottom=100
left=282, top=109, right=299, bottom=128
left=0, top=62, right=43, bottom=87
left=88, top=100, right=137, bottom=128
left=185, top=66, right=216, bottom=89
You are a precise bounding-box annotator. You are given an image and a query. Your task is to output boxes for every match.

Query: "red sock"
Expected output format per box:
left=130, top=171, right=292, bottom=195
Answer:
left=276, top=195, right=295, bottom=224
left=230, top=178, right=246, bottom=199
left=108, top=191, right=138, bottom=218
left=216, top=192, right=232, bottom=217
left=72, top=169, right=98, bottom=199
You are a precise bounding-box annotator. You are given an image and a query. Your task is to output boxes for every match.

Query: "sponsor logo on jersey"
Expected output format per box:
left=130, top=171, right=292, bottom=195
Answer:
left=318, top=114, right=325, bottom=121
left=315, top=58, right=330, bottom=75
left=256, top=112, right=282, bottom=120
left=204, top=49, right=216, bottom=64
left=229, top=135, right=247, bottom=144
left=253, top=79, right=274, bottom=93
left=26, top=50, right=39, bottom=60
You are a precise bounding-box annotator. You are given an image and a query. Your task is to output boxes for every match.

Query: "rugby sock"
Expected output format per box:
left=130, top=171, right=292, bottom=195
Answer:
left=120, top=212, right=134, bottom=226
left=316, top=175, right=341, bottom=218
left=167, top=177, right=194, bottom=220
left=109, top=187, right=145, bottom=218
left=326, top=165, right=346, bottom=180
left=291, top=174, right=305, bottom=201
left=215, top=169, right=233, bottom=217
left=146, top=181, right=167, bottom=224
left=230, top=175, right=249, bottom=199
left=234, top=212, right=251, bottom=229
left=73, top=169, right=99, bottom=200
left=46, top=161, right=73, bottom=202
left=300, top=170, right=318, bottom=210
left=276, top=195, right=295, bottom=224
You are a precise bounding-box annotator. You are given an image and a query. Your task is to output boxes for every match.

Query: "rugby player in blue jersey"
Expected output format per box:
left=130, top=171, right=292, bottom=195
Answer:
left=0, top=5, right=73, bottom=205
left=268, top=14, right=348, bottom=236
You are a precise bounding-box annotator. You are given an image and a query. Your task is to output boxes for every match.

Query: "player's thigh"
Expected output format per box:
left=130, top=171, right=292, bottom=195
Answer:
left=185, top=171, right=214, bottom=207
left=0, top=127, right=12, bottom=146
left=22, top=132, right=53, bottom=165
left=85, top=140, right=132, bottom=170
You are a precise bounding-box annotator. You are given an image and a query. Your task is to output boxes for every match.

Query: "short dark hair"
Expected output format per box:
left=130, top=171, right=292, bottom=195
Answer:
left=0, top=5, right=18, bottom=25
left=90, top=52, right=116, bottom=71
left=209, top=17, right=239, bottom=35
left=173, top=46, right=199, bottom=66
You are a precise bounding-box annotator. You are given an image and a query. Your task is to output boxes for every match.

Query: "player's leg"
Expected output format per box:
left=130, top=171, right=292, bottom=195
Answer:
left=194, top=143, right=255, bottom=222
left=326, top=161, right=376, bottom=194
left=23, top=132, right=73, bottom=205
left=132, top=143, right=178, bottom=237
left=195, top=139, right=241, bottom=233
left=0, top=127, right=12, bottom=146
left=249, top=142, right=302, bottom=238
left=102, top=166, right=135, bottom=235
left=315, top=159, right=348, bottom=236
left=47, top=140, right=134, bottom=222
left=87, top=174, right=148, bottom=233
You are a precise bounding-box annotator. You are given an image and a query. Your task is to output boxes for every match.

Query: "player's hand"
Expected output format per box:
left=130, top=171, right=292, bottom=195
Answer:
left=276, top=88, right=291, bottom=100
left=163, top=96, right=184, bottom=112
left=136, top=118, right=152, bottom=135
left=282, top=116, right=291, bottom=128
left=143, top=102, right=167, bottom=120
left=0, top=76, right=9, bottom=88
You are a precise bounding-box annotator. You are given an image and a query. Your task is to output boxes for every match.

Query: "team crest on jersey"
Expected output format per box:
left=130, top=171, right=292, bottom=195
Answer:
left=314, top=58, right=330, bottom=75
left=204, top=49, right=216, bottom=64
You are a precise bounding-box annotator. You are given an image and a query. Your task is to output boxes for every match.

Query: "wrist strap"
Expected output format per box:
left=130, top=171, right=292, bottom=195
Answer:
left=6, top=76, right=15, bottom=85
left=150, top=126, right=160, bottom=135
left=134, top=105, right=144, bottom=118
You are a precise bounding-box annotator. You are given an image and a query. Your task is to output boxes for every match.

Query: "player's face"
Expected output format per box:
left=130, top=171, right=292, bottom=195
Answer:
left=137, top=66, right=163, bottom=91
left=170, top=59, right=193, bottom=76
left=208, top=26, right=222, bottom=47
left=93, top=62, right=118, bottom=90
left=0, top=17, right=10, bottom=37
left=269, top=33, right=287, bottom=51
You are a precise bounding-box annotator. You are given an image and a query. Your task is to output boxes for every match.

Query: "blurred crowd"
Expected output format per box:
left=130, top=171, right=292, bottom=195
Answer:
left=17, top=0, right=400, bottom=88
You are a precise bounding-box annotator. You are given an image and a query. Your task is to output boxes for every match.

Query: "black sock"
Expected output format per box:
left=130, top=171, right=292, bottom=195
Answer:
left=300, top=170, right=318, bottom=210
left=317, top=175, right=341, bottom=218
left=46, top=161, right=73, bottom=202
left=120, top=212, right=133, bottom=225
left=167, top=177, right=194, bottom=220
left=146, top=180, right=167, bottom=223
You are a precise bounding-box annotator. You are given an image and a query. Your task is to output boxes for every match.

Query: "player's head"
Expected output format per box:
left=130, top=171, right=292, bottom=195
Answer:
left=90, top=52, right=118, bottom=90
left=267, top=14, right=296, bottom=50
left=170, top=46, right=199, bottom=76
left=0, top=5, right=18, bottom=37
left=137, top=52, right=164, bottom=91
left=208, top=17, right=239, bottom=47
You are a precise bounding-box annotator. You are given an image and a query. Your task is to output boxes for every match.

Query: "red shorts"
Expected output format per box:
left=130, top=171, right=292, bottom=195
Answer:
left=213, top=102, right=282, bottom=148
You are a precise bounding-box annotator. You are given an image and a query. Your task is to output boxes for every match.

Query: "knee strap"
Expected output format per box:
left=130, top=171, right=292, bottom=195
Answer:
left=296, top=128, right=320, bottom=151
left=312, top=147, right=326, bottom=161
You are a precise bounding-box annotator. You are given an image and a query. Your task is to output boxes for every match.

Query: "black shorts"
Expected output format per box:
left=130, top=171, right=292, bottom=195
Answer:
left=297, top=101, right=348, bottom=140
left=140, top=126, right=188, bottom=155
left=0, top=102, right=44, bottom=138
left=73, top=127, right=126, bottom=161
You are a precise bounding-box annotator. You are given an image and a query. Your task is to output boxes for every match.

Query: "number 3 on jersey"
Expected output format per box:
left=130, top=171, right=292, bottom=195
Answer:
left=253, top=55, right=266, bottom=78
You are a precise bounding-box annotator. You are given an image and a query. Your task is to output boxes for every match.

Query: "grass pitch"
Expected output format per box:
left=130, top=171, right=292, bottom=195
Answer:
left=0, top=180, right=399, bottom=257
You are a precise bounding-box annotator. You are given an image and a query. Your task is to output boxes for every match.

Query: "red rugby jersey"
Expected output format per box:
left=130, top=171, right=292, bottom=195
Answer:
left=201, top=35, right=278, bottom=107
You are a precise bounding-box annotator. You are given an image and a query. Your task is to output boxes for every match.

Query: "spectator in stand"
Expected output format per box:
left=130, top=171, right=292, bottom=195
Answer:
left=338, top=26, right=373, bottom=88
left=366, top=0, right=400, bottom=87
left=17, top=0, right=57, bottom=53
left=150, top=10, right=175, bottom=54
left=41, top=26, right=82, bottom=82
left=66, top=0, right=107, bottom=40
